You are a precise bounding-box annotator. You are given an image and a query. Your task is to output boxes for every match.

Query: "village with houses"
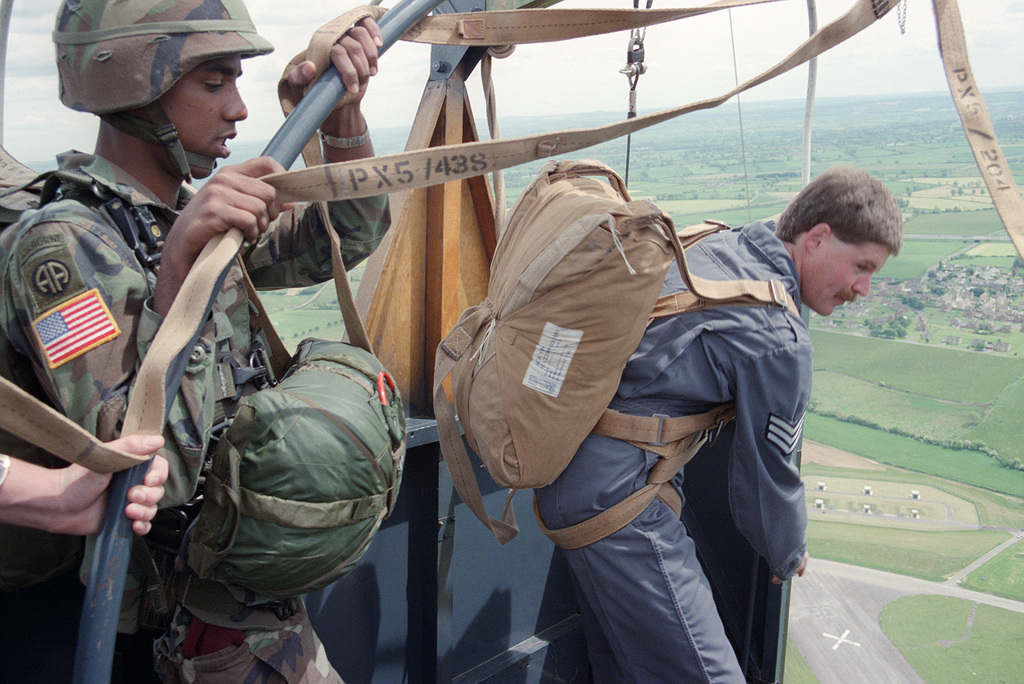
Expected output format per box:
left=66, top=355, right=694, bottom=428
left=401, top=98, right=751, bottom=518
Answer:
left=813, top=248, right=1024, bottom=356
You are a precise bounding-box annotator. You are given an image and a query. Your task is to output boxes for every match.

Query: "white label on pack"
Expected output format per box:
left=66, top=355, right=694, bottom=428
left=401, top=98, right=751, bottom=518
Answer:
left=522, top=321, right=584, bottom=397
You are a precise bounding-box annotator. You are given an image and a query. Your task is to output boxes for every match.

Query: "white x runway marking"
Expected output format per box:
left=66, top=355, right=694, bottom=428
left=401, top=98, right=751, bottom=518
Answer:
left=822, top=629, right=861, bottom=650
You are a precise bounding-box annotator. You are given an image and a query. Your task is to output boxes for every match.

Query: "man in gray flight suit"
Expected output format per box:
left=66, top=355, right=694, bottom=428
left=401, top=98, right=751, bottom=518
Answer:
left=535, top=165, right=903, bottom=682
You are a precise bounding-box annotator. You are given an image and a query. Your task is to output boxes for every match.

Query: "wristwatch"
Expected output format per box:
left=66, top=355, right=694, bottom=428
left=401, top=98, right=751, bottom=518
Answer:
left=0, top=453, right=10, bottom=490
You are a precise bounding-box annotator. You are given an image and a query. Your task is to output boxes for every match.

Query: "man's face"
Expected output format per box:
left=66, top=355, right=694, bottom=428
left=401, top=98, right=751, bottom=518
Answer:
left=798, top=223, right=890, bottom=316
left=160, top=56, right=248, bottom=179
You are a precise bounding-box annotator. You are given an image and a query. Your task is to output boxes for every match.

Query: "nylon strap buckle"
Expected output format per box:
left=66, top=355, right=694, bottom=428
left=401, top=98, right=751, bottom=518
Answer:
left=768, top=280, right=789, bottom=308
left=704, top=419, right=728, bottom=447
left=651, top=413, right=669, bottom=446
left=151, top=122, right=181, bottom=149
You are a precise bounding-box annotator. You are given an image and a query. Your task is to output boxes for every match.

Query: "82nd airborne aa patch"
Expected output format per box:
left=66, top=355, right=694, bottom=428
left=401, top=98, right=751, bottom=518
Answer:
left=32, top=288, right=120, bottom=368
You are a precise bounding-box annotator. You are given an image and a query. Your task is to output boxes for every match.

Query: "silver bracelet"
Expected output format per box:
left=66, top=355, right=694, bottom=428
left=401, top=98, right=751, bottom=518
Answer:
left=319, top=128, right=370, bottom=149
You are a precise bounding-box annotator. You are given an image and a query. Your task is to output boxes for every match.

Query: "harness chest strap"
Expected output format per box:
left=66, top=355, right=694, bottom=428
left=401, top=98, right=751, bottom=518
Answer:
left=536, top=403, right=736, bottom=550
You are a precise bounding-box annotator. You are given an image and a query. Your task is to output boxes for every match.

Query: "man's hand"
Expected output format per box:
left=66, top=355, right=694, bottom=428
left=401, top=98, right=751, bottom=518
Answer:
left=0, top=434, right=167, bottom=536
left=284, top=17, right=382, bottom=161
left=772, top=551, right=809, bottom=585
left=284, top=17, right=382, bottom=107
left=153, top=157, right=286, bottom=314
left=53, top=434, right=167, bottom=536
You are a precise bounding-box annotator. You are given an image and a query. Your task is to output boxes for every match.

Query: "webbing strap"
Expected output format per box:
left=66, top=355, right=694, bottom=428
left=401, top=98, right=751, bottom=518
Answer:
left=652, top=278, right=798, bottom=318
left=182, top=578, right=301, bottom=631
left=932, top=0, right=1024, bottom=259
left=401, top=0, right=780, bottom=46
left=592, top=404, right=737, bottom=447
left=535, top=409, right=729, bottom=550
left=433, top=315, right=519, bottom=544
left=237, top=483, right=387, bottom=528
left=0, top=376, right=148, bottom=472
left=240, top=259, right=291, bottom=381
left=122, top=233, right=245, bottom=438
left=263, top=0, right=892, bottom=204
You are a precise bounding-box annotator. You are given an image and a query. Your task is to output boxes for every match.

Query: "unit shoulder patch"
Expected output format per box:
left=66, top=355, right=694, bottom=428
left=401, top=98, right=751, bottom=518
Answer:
left=32, top=288, right=120, bottom=368
left=22, top=240, right=87, bottom=317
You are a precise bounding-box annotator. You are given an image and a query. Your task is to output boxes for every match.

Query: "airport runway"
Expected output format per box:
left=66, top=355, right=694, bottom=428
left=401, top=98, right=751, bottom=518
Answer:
left=788, top=557, right=1024, bottom=683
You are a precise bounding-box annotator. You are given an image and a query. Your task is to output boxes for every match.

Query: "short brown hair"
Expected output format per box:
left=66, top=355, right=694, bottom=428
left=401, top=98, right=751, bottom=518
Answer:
left=776, top=166, right=902, bottom=256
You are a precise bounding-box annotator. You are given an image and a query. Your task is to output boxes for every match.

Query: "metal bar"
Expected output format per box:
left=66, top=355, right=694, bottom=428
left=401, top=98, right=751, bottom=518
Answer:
left=0, top=0, right=14, bottom=144
left=262, top=0, right=447, bottom=165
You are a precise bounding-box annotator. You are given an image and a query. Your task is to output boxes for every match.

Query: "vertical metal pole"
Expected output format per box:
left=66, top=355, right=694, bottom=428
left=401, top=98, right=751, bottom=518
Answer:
left=0, top=0, right=15, bottom=145
left=801, top=0, right=818, bottom=188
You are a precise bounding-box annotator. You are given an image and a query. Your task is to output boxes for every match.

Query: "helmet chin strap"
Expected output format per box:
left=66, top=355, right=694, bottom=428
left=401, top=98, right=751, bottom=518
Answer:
left=101, top=102, right=216, bottom=181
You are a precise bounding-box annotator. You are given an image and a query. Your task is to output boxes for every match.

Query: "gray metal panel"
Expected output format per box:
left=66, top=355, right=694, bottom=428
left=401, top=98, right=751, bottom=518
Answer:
left=306, top=419, right=589, bottom=683
left=308, top=419, right=787, bottom=683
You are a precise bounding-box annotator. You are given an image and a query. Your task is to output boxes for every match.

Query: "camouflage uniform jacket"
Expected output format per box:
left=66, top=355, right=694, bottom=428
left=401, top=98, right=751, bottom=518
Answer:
left=0, top=151, right=390, bottom=507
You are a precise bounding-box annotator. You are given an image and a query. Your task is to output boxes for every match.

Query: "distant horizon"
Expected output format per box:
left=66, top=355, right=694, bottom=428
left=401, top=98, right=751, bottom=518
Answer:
left=17, top=86, right=1024, bottom=170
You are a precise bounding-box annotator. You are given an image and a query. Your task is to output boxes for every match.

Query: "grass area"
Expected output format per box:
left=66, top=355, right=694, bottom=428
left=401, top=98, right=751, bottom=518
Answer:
left=811, top=371, right=984, bottom=443
left=901, top=207, right=1006, bottom=237
left=961, top=538, right=1024, bottom=602
left=805, top=520, right=1011, bottom=581
left=802, top=461, right=1024, bottom=529
left=964, top=376, right=1024, bottom=469
left=804, top=413, right=1024, bottom=500
left=809, top=330, right=1024, bottom=405
left=880, top=596, right=1024, bottom=684
left=875, top=239, right=971, bottom=279
left=805, top=476, right=980, bottom=524
left=258, top=266, right=366, bottom=349
left=782, top=637, right=818, bottom=684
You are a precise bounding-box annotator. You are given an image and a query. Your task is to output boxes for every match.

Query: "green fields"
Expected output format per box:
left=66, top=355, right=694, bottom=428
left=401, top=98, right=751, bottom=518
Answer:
left=881, top=596, right=1024, bottom=684
left=806, top=521, right=1010, bottom=581
left=961, top=538, right=1024, bottom=602
left=252, top=90, right=1024, bottom=683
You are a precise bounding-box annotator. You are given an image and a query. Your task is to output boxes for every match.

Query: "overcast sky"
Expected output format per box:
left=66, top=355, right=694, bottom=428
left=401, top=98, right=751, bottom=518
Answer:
left=1, top=0, right=1021, bottom=166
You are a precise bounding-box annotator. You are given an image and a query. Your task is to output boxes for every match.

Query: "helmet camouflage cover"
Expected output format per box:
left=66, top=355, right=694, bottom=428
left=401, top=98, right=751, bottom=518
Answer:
left=54, top=0, right=273, bottom=115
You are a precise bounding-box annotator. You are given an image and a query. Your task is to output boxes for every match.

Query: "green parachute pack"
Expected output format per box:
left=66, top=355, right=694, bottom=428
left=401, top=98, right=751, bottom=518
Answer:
left=187, top=338, right=406, bottom=603
left=0, top=146, right=407, bottom=606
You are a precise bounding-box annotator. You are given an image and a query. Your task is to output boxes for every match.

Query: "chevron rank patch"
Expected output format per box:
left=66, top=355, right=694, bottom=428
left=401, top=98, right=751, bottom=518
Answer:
left=32, top=288, right=120, bottom=369
left=765, top=412, right=804, bottom=455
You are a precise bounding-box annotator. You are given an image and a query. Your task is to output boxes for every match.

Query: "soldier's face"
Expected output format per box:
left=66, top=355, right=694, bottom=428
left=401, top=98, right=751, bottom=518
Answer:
left=797, top=223, right=889, bottom=316
left=161, top=56, right=248, bottom=178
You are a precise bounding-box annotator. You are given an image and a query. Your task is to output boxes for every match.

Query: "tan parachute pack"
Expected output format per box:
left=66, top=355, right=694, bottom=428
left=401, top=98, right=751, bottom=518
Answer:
left=433, top=160, right=798, bottom=547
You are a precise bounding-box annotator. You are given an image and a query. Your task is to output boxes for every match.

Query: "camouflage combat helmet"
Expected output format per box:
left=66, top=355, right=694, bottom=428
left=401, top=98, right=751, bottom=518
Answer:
left=53, top=0, right=273, bottom=179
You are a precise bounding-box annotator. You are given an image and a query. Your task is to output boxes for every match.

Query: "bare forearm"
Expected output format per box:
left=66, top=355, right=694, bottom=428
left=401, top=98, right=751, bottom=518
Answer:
left=0, top=458, right=88, bottom=533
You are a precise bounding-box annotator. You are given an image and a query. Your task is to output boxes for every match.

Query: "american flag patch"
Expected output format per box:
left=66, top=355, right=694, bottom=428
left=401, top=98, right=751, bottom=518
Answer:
left=33, top=288, right=120, bottom=368
left=765, top=412, right=804, bottom=455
